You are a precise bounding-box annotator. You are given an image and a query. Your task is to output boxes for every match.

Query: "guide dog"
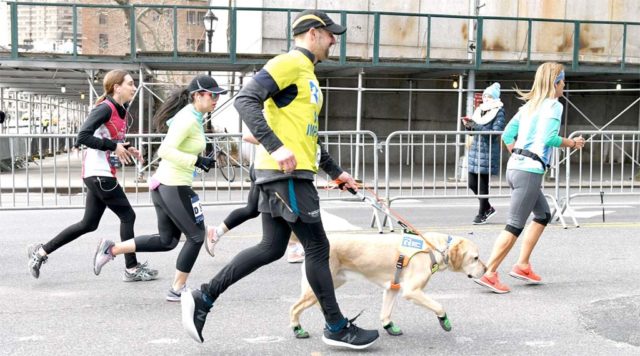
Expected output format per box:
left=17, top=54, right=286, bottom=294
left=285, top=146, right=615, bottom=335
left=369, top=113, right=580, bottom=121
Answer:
left=289, top=232, right=486, bottom=337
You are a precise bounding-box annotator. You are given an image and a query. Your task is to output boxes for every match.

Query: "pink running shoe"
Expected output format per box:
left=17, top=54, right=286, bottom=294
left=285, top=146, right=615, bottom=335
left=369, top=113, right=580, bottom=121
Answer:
left=509, top=264, right=542, bottom=284
left=474, top=273, right=511, bottom=294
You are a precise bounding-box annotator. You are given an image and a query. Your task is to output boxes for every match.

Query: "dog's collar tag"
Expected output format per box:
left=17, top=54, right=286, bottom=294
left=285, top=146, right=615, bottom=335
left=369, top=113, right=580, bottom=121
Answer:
left=431, top=263, right=439, bottom=273
left=428, top=250, right=440, bottom=273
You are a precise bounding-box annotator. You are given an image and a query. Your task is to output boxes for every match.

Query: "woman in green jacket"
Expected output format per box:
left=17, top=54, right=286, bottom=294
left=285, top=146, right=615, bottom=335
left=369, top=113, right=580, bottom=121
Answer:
left=93, top=75, right=226, bottom=301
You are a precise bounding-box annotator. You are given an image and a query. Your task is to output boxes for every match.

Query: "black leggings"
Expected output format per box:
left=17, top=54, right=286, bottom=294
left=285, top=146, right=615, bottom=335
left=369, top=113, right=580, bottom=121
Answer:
left=201, top=213, right=344, bottom=324
left=223, top=182, right=260, bottom=230
left=43, top=176, right=138, bottom=269
left=468, top=172, right=491, bottom=214
left=134, top=185, right=205, bottom=273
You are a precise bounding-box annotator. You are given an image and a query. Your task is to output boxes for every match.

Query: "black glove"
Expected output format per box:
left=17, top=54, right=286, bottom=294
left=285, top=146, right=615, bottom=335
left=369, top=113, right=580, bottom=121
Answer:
left=195, top=155, right=215, bottom=172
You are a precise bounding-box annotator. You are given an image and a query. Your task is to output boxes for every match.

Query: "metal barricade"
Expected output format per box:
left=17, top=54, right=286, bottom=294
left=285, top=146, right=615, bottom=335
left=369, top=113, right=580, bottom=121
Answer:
left=316, top=130, right=379, bottom=197
left=383, top=130, right=567, bottom=230
left=0, top=134, right=86, bottom=209
left=562, top=130, right=640, bottom=225
left=0, top=131, right=379, bottom=211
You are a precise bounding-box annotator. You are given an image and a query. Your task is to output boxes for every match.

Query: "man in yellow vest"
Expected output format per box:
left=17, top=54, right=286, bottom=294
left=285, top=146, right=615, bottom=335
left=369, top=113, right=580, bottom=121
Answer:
left=181, top=9, right=379, bottom=350
left=42, top=118, right=50, bottom=133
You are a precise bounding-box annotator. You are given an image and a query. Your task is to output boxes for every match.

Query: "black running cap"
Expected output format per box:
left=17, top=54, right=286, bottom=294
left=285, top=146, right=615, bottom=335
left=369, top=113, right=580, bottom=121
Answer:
left=292, top=10, right=346, bottom=36
left=187, top=75, right=227, bottom=95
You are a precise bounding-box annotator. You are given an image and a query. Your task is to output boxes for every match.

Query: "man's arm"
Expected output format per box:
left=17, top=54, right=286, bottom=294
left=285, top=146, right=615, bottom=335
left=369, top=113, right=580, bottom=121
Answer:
left=233, top=71, right=283, bottom=153
left=317, top=141, right=343, bottom=180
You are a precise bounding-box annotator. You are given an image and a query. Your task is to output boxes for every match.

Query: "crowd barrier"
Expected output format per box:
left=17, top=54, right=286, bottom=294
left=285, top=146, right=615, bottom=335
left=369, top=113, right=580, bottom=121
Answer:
left=382, top=131, right=568, bottom=230
left=1, top=130, right=638, bottom=230
left=0, top=131, right=379, bottom=210
left=560, top=130, right=640, bottom=225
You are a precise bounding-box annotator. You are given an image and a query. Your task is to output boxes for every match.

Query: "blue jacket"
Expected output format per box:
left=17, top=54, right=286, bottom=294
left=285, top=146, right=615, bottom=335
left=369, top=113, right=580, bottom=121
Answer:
left=467, top=107, right=506, bottom=175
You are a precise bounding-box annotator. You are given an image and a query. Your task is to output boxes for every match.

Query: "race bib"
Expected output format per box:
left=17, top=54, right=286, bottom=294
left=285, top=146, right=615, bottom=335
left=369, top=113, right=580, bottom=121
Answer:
left=401, top=234, right=424, bottom=250
left=109, top=152, right=122, bottom=169
left=398, top=230, right=425, bottom=257
left=191, top=195, right=204, bottom=224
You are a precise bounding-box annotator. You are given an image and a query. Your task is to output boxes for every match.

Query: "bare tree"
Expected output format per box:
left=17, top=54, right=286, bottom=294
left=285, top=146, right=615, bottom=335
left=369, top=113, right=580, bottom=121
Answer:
left=112, top=0, right=171, bottom=52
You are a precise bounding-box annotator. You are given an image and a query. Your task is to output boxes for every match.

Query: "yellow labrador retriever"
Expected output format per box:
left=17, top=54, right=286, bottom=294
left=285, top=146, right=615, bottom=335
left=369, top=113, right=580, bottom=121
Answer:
left=289, top=232, right=487, bottom=338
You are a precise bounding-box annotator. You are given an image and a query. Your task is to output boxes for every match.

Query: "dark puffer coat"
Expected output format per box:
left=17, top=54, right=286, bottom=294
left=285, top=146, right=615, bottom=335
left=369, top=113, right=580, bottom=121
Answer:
left=467, top=107, right=506, bottom=175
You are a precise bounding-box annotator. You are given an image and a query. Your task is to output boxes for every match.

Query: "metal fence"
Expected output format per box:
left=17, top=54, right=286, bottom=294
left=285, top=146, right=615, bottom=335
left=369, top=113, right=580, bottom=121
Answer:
left=3, top=2, right=639, bottom=73
left=560, top=130, right=640, bottom=222
left=0, top=131, right=379, bottom=210
left=382, top=130, right=569, bottom=229
left=2, top=130, right=639, bottom=230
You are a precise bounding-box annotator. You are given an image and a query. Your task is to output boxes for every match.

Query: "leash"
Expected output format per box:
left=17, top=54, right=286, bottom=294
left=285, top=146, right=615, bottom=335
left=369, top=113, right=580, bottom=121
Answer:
left=333, top=180, right=444, bottom=255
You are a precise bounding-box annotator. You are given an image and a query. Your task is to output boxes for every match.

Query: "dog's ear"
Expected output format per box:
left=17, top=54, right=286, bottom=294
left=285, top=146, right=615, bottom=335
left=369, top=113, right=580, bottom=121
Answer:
left=448, top=240, right=464, bottom=271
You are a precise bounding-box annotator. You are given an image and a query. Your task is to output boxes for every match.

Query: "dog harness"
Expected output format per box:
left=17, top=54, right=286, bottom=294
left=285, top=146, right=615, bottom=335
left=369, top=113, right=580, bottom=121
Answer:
left=390, top=232, right=453, bottom=290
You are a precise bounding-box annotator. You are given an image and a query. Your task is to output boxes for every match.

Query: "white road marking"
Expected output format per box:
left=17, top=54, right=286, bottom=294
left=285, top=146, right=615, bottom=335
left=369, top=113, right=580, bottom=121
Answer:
left=524, top=340, right=555, bottom=347
left=18, top=335, right=44, bottom=341
left=147, top=338, right=180, bottom=344
left=456, top=336, right=474, bottom=343
left=243, top=336, right=286, bottom=344
left=566, top=210, right=616, bottom=219
left=320, top=209, right=361, bottom=231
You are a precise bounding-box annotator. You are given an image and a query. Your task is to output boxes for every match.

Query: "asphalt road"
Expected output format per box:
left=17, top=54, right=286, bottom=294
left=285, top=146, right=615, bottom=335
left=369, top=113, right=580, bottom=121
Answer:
left=1, top=197, right=639, bottom=355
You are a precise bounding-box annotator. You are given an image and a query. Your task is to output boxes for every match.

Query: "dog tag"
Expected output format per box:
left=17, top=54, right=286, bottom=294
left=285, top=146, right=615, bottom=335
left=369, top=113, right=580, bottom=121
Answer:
left=191, top=195, right=204, bottom=224
left=431, top=263, right=440, bottom=273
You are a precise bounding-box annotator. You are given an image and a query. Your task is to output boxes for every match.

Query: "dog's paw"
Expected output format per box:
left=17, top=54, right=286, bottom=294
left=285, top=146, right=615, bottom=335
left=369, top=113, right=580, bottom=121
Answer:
left=383, top=322, right=403, bottom=336
left=293, top=325, right=310, bottom=339
left=438, top=314, right=452, bottom=332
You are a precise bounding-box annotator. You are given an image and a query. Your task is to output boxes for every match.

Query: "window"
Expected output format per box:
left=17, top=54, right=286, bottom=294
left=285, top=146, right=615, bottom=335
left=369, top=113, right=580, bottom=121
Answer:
left=186, top=39, right=204, bottom=52
left=99, top=13, right=107, bottom=25
left=99, top=34, right=109, bottom=49
left=186, top=10, right=206, bottom=25
left=186, top=39, right=195, bottom=50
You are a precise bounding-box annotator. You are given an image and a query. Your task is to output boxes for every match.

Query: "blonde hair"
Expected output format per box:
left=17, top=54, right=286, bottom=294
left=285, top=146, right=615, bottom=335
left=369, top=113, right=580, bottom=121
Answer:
left=514, top=62, right=564, bottom=115
left=96, top=70, right=130, bottom=105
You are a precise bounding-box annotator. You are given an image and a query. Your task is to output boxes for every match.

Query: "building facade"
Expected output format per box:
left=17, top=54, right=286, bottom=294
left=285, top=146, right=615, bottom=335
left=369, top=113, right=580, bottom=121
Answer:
left=80, top=0, right=210, bottom=55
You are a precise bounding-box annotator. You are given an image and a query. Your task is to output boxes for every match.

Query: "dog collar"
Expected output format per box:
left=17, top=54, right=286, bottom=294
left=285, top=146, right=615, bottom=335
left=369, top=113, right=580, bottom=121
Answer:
left=429, top=235, right=454, bottom=273
left=442, top=235, right=453, bottom=265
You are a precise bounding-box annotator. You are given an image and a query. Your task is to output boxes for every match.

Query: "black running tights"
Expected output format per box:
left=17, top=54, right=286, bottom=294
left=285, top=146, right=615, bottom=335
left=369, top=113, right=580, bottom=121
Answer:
left=133, top=185, right=205, bottom=273
left=43, top=176, right=138, bottom=269
left=223, top=182, right=260, bottom=230
left=201, top=213, right=344, bottom=324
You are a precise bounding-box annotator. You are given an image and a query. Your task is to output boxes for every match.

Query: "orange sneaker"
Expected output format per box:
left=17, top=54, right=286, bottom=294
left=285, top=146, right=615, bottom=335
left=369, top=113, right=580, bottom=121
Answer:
left=474, top=273, right=510, bottom=294
left=509, top=264, right=542, bottom=284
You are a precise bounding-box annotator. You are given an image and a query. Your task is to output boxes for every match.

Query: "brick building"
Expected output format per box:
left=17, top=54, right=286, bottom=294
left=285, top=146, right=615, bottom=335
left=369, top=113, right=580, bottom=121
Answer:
left=80, top=0, right=210, bottom=55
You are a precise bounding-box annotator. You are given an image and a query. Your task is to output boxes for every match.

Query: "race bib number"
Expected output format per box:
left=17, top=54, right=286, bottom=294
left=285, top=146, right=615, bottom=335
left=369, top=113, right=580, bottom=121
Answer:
left=191, top=195, right=204, bottom=224
left=109, top=152, right=122, bottom=168
left=401, top=234, right=424, bottom=250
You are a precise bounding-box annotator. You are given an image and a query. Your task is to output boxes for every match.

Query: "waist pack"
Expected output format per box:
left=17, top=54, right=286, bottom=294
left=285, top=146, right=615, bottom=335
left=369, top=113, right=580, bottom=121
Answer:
left=512, top=148, right=549, bottom=170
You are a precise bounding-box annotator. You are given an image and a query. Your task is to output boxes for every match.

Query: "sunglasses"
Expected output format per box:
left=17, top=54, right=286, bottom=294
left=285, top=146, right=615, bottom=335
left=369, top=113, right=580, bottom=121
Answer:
left=199, top=91, right=219, bottom=99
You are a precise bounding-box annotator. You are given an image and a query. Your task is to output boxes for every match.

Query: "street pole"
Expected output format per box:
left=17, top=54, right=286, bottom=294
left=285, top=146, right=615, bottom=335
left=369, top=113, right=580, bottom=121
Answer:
left=203, top=9, right=218, bottom=78
left=207, top=33, right=213, bottom=77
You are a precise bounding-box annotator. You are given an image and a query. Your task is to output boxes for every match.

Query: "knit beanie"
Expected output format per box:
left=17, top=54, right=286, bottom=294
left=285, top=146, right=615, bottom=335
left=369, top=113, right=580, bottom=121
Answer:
left=483, top=82, right=501, bottom=99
